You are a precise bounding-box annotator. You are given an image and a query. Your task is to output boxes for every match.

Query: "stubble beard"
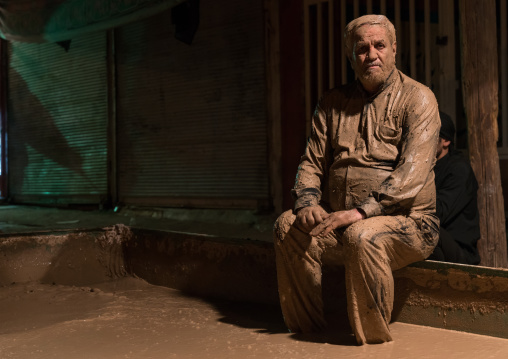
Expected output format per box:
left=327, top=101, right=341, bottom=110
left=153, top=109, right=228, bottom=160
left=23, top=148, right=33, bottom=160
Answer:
left=359, top=64, right=394, bottom=93
left=360, top=70, right=386, bottom=91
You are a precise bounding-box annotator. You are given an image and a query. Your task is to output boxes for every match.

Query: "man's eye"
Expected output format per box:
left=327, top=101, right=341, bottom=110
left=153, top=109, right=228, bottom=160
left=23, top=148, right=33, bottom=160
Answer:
left=376, top=44, right=385, bottom=49
left=357, top=46, right=368, bottom=54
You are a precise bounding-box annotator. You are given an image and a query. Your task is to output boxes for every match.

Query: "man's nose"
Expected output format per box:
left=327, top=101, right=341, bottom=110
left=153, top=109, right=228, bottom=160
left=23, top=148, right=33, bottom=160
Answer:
left=367, top=46, right=377, bottom=60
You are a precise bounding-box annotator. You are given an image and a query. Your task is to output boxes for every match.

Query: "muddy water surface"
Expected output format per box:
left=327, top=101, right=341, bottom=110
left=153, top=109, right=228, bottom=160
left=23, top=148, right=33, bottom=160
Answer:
left=1, top=277, right=507, bottom=359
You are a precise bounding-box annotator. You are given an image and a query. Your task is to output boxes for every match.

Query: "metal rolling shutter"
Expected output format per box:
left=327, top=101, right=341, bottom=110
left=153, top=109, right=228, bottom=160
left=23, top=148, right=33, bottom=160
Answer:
left=115, top=0, right=270, bottom=208
left=7, top=33, right=108, bottom=205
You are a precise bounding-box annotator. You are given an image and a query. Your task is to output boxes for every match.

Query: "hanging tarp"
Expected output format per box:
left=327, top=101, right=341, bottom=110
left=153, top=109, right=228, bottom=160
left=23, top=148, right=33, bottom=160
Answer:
left=7, top=33, right=109, bottom=205
left=0, top=0, right=186, bottom=43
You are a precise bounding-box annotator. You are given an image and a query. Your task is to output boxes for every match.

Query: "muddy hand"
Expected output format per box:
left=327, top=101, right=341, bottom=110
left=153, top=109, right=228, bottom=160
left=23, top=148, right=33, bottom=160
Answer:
left=309, top=209, right=364, bottom=237
left=295, top=205, right=329, bottom=233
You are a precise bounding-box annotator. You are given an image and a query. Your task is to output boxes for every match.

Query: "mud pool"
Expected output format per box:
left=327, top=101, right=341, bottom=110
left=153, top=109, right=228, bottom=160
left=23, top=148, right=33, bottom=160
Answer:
left=1, top=277, right=508, bottom=359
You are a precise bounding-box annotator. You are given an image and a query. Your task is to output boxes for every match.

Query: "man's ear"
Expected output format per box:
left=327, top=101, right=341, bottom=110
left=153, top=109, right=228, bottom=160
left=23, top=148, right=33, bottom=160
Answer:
left=392, top=41, right=397, bottom=57
left=443, top=139, right=451, bottom=149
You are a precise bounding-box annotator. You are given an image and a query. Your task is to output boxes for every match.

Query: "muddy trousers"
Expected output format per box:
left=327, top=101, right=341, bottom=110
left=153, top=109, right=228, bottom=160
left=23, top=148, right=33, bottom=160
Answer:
left=274, top=210, right=438, bottom=345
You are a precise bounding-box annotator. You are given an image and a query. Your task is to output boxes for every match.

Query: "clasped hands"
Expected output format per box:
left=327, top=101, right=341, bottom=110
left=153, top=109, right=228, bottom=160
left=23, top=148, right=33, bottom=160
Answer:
left=295, top=205, right=365, bottom=237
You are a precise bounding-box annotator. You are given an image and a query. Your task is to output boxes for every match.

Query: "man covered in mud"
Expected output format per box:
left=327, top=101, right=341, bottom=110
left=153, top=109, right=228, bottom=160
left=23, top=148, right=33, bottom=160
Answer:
left=274, top=14, right=440, bottom=345
left=427, top=112, right=481, bottom=264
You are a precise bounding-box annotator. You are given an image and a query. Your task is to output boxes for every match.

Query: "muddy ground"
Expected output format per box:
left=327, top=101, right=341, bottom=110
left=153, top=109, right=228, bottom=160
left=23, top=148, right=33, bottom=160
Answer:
left=1, top=277, right=508, bottom=359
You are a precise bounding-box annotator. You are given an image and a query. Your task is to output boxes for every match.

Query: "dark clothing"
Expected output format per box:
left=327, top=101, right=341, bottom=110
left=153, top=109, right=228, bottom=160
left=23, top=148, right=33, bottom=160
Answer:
left=430, top=227, right=473, bottom=263
left=428, top=150, right=481, bottom=264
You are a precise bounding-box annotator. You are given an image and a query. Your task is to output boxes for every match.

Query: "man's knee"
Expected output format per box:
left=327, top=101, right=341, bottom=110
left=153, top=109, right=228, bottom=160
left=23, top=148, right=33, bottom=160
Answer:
left=343, top=221, right=370, bottom=248
left=273, top=210, right=296, bottom=243
left=342, top=219, right=386, bottom=259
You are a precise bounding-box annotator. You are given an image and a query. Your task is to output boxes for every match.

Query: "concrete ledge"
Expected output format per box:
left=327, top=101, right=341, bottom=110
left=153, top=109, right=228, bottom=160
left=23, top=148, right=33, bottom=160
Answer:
left=392, top=261, right=508, bottom=339
left=1, top=225, right=507, bottom=339
left=0, top=229, right=124, bottom=286
left=124, top=227, right=279, bottom=304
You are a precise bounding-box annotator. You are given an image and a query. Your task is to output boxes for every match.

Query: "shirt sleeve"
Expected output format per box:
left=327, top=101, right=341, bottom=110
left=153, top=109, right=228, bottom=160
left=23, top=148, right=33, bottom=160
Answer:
left=358, top=87, right=440, bottom=217
left=291, top=100, right=333, bottom=213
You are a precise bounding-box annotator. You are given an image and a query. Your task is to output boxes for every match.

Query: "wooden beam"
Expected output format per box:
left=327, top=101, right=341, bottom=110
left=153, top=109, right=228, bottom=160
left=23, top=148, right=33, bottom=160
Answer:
left=424, top=0, right=431, bottom=86
left=501, top=0, right=508, bottom=152
left=328, top=0, right=335, bottom=89
left=264, top=0, right=283, bottom=213
left=317, top=2, right=323, bottom=99
left=107, top=30, right=118, bottom=207
left=0, top=39, right=7, bottom=200
left=279, top=0, right=306, bottom=210
left=409, top=0, right=416, bottom=79
left=437, top=0, right=456, bottom=124
left=304, top=2, right=311, bottom=131
left=395, top=0, right=401, bottom=68
left=340, top=0, right=347, bottom=84
left=459, top=0, right=508, bottom=268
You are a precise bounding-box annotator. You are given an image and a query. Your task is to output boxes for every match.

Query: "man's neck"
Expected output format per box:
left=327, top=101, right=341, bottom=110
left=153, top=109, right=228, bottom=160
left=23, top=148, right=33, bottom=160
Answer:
left=437, top=148, right=449, bottom=161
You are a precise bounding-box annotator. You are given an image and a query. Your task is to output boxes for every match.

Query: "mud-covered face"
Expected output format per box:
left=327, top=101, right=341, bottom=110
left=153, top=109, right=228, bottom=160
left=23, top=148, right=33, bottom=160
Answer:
left=350, top=25, right=397, bottom=94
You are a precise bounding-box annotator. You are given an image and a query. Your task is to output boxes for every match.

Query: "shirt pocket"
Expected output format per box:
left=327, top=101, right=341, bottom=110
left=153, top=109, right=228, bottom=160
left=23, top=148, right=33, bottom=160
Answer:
left=377, top=124, right=402, bottom=145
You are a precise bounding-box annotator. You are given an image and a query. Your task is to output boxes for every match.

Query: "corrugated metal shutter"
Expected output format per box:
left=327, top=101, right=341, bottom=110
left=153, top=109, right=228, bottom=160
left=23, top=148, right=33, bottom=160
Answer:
left=115, top=0, right=270, bottom=209
left=7, top=33, right=108, bottom=205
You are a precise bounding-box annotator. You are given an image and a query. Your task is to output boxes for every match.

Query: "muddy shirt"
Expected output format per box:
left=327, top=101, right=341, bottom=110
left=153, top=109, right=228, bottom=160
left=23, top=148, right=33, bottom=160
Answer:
left=293, top=70, right=440, bottom=220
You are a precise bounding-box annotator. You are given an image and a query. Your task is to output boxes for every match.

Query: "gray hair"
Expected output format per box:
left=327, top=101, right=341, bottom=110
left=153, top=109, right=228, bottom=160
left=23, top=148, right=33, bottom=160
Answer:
left=344, top=15, right=396, bottom=58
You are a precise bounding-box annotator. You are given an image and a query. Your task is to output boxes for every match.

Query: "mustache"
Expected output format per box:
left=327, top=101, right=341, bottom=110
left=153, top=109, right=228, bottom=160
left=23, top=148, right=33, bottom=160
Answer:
left=365, top=61, right=382, bottom=67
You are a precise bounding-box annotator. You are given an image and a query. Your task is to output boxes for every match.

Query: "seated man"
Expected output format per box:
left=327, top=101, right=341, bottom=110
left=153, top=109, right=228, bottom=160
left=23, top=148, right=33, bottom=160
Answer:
left=427, top=112, right=481, bottom=264
left=274, top=15, right=440, bottom=345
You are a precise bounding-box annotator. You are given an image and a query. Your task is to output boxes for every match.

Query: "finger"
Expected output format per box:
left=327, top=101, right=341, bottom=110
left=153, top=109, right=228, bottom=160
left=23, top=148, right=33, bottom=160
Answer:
left=311, top=214, right=339, bottom=236
left=298, top=213, right=312, bottom=232
left=305, top=212, right=316, bottom=228
left=320, top=223, right=335, bottom=237
left=299, top=213, right=309, bottom=231
left=313, top=211, right=325, bottom=224
left=295, top=217, right=308, bottom=233
left=309, top=221, right=327, bottom=236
